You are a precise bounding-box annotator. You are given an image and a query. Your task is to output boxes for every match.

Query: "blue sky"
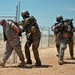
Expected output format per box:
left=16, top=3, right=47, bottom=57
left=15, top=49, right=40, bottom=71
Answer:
left=0, top=0, right=75, bottom=33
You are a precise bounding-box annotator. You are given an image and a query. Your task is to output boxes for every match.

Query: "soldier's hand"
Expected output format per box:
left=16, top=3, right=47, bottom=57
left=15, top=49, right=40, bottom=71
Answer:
left=54, top=23, right=62, bottom=29
left=57, top=23, right=62, bottom=27
left=18, top=31, right=22, bottom=37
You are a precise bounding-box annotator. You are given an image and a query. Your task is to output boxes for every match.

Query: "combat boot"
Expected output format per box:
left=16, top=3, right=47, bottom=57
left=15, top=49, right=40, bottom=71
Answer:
left=71, top=55, right=74, bottom=59
left=35, top=60, right=41, bottom=67
left=58, top=59, right=63, bottom=65
left=18, top=60, right=26, bottom=67
left=0, top=60, right=6, bottom=67
left=26, top=59, right=32, bottom=64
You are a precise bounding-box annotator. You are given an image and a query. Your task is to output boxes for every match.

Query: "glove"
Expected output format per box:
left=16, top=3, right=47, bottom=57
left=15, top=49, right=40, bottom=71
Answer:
left=18, top=31, right=22, bottom=37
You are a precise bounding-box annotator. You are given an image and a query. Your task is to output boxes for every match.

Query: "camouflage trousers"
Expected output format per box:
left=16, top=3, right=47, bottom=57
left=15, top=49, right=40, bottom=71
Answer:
left=59, top=38, right=67, bottom=61
left=67, top=37, right=74, bottom=57
left=56, top=38, right=67, bottom=61
left=25, top=32, right=41, bottom=62
left=55, top=36, right=74, bottom=57
left=2, top=37, right=25, bottom=62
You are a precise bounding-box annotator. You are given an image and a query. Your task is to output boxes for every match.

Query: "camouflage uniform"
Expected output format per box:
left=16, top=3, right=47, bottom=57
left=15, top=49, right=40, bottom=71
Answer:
left=51, top=23, right=62, bottom=55
left=52, top=16, right=74, bottom=59
left=0, top=20, right=25, bottom=67
left=67, top=35, right=74, bottom=58
left=51, top=15, right=64, bottom=56
left=64, top=19, right=74, bottom=58
left=20, top=11, right=41, bottom=66
left=51, top=15, right=70, bottom=65
left=52, top=22, right=68, bottom=65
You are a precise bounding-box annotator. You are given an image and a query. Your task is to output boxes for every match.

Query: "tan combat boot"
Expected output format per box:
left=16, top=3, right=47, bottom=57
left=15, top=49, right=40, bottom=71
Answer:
left=0, top=60, right=6, bottom=67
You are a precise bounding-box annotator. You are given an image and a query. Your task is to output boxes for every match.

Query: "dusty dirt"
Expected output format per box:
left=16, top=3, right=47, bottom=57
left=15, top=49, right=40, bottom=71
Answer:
left=0, top=44, right=75, bottom=75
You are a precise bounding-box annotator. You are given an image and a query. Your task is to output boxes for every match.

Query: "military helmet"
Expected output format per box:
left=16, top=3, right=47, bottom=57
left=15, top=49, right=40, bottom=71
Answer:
left=21, top=11, right=29, bottom=17
left=65, top=18, right=73, bottom=22
left=65, top=19, right=70, bottom=22
left=56, top=15, right=63, bottom=22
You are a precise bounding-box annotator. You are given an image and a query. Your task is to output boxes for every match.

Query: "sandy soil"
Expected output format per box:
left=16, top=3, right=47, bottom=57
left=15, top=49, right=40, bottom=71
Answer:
left=0, top=44, right=75, bottom=75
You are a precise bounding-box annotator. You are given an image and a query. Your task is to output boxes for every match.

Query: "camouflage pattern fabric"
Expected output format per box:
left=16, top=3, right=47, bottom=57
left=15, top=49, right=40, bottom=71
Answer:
left=19, top=16, right=41, bottom=63
left=2, top=21, right=25, bottom=63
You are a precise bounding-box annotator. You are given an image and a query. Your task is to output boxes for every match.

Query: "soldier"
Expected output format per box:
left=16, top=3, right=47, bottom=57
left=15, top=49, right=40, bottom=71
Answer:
left=20, top=11, right=41, bottom=67
left=64, top=19, right=74, bottom=58
left=51, top=15, right=64, bottom=57
left=51, top=15, right=70, bottom=65
left=0, top=19, right=26, bottom=67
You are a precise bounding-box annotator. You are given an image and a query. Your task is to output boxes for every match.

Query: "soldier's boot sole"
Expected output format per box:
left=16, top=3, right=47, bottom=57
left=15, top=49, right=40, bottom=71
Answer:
left=35, top=60, right=41, bottom=67
left=58, top=60, right=63, bottom=65
left=26, top=59, right=32, bottom=64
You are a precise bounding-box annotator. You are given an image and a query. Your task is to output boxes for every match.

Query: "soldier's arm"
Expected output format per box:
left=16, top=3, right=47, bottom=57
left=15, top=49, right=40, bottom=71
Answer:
left=18, top=19, right=30, bottom=32
left=55, top=23, right=62, bottom=28
left=51, top=23, right=62, bottom=31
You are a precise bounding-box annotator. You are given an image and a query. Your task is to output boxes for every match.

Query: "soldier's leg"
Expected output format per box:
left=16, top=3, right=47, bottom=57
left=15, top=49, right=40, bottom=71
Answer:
left=56, top=44, right=60, bottom=57
left=12, top=39, right=25, bottom=66
left=25, top=41, right=32, bottom=64
left=0, top=41, right=13, bottom=67
left=59, top=39, right=67, bottom=65
left=55, top=38, right=60, bottom=57
left=32, top=41, right=41, bottom=67
left=68, top=38, right=74, bottom=58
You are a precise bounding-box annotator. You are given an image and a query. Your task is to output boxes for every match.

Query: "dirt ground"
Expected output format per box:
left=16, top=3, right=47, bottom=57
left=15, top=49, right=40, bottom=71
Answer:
left=0, top=43, right=75, bottom=75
